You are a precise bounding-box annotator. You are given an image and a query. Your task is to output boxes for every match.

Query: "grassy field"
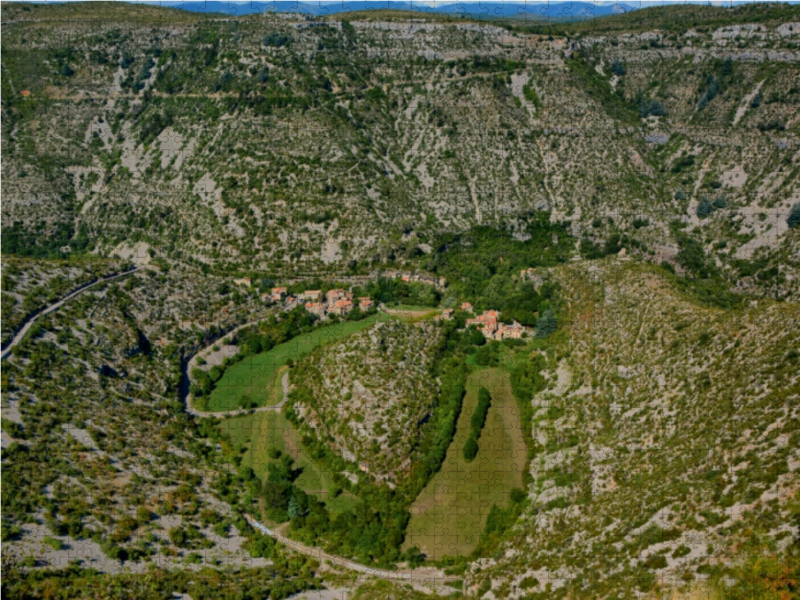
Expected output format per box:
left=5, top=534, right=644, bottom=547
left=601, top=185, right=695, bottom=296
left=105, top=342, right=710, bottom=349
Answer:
left=403, top=368, right=526, bottom=559
left=384, top=304, right=441, bottom=322
left=206, top=314, right=387, bottom=411
left=219, top=411, right=358, bottom=515
left=266, top=365, right=288, bottom=406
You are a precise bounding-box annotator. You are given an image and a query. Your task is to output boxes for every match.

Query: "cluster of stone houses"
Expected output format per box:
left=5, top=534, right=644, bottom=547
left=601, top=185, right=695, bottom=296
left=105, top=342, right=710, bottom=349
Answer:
left=306, top=288, right=374, bottom=318
left=465, top=309, right=527, bottom=341
left=232, top=276, right=532, bottom=340
left=434, top=302, right=531, bottom=340
left=262, top=286, right=373, bottom=319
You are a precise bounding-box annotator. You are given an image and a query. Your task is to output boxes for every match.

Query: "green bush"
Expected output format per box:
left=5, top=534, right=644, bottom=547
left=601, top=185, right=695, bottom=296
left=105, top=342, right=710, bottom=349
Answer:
left=463, top=434, right=478, bottom=461
left=697, top=197, right=714, bottom=218
left=213, top=521, right=230, bottom=538
left=535, top=309, right=557, bottom=338
left=470, top=328, right=486, bottom=346
left=522, top=84, right=541, bottom=108
left=247, top=533, right=275, bottom=558
left=671, top=155, right=695, bottom=173
left=672, top=545, right=691, bottom=558
left=788, top=203, right=800, bottom=229
left=474, top=343, right=499, bottom=366
left=471, top=388, right=492, bottom=430
left=263, top=32, right=290, bottom=47
left=644, top=555, right=668, bottom=570
left=510, top=488, right=526, bottom=504
left=1, top=419, right=25, bottom=440
left=545, top=497, right=570, bottom=511
left=1, top=521, right=22, bottom=541
left=43, top=536, right=63, bottom=550
left=208, top=365, right=224, bottom=383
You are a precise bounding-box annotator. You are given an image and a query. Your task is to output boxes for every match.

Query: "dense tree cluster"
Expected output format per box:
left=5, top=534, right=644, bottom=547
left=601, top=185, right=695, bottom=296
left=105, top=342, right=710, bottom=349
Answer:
left=462, top=387, right=492, bottom=462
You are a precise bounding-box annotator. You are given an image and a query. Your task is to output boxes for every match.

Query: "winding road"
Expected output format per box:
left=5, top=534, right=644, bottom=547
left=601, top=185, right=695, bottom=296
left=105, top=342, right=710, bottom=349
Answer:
left=244, top=514, right=458, bottom=587
left=3, top=270, right=456, bottom=586
left=1, top=267, right=140, bottom=361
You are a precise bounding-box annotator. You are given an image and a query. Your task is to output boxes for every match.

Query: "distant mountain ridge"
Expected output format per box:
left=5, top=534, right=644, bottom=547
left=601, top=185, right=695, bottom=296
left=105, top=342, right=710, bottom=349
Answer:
left=146, top=0, right=638, bottom=19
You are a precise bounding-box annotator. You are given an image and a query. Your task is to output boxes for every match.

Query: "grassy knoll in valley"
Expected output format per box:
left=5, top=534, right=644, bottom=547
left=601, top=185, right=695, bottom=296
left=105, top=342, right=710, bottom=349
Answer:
left=206, top=314, right=386, bottom=411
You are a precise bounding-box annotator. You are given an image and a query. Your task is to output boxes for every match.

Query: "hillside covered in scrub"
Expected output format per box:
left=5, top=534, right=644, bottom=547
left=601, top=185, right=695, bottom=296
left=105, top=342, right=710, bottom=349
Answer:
left=2, top=1, right=800, bottom=298
left=1, top=247, right=798, bottom=599
left=290, top=319, right=443, bottom=482
left=462, top=257, right=800, bottom=598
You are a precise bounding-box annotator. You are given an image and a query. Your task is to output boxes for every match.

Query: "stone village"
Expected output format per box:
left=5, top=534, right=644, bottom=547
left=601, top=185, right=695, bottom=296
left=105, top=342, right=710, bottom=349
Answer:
left=234, top=271, right=535, bottom=341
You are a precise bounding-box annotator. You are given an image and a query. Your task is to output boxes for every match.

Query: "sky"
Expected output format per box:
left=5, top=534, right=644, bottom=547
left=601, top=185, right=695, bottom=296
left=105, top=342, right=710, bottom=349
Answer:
left=11, top=0, right=800, bottom=4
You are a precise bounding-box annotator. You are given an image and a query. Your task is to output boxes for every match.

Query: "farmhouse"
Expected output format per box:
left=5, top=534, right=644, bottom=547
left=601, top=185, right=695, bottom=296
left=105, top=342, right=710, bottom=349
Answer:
left=326, top=288, right=346, bottom=303
left=497, top=320, right=524, bottom=340
left=466, top=309, right=499, bottom=328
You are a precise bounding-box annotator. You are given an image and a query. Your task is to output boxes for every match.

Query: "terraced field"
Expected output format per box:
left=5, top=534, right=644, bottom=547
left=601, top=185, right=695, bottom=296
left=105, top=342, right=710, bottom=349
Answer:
left=219, top=410, right=359, bottom=514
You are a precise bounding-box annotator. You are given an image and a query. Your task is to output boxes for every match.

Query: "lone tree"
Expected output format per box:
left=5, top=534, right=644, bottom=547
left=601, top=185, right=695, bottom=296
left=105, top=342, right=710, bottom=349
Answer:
left=536, top=310, right=557, bottom=339
left=287, top=497, right=300, bottom=519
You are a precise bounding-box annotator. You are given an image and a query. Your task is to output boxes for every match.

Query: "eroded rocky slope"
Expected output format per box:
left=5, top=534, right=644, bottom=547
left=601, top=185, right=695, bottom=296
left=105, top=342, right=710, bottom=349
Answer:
left=465, top=257, right=800, bottom=598
left=2, top=2, right=799, bottom=296
left=291, top=319, right=443, bottom=482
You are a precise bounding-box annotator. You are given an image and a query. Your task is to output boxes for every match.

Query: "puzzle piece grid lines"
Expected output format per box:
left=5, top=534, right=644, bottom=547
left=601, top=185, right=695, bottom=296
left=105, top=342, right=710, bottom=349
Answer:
left=3, top=1, right=797, bottom=598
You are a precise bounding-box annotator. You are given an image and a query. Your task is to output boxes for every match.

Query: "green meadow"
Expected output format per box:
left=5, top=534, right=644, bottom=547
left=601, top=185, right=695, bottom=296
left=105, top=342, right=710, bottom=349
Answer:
left=219, top=410, right=358, bottom=515
left=384, top=304, right=441, bottom=322
left=206, top=314, right=387, bottom=411
left=403, top=368, right=526, bottom=558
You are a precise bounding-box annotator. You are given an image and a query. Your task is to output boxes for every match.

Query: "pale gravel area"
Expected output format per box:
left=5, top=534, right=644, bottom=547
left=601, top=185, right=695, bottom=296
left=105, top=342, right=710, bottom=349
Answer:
left=7, top=517, right=271, bottom=574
